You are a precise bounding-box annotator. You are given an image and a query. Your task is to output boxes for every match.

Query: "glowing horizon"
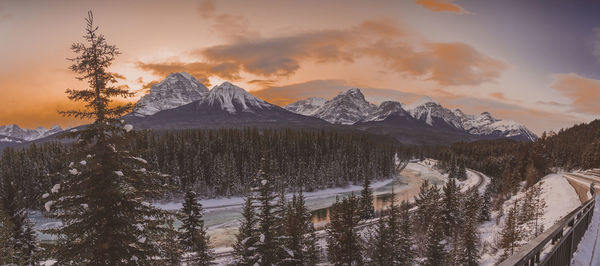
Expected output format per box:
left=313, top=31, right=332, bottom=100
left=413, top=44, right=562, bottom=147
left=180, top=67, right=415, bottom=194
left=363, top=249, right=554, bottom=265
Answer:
left=1, top=0, right=599, bottom=134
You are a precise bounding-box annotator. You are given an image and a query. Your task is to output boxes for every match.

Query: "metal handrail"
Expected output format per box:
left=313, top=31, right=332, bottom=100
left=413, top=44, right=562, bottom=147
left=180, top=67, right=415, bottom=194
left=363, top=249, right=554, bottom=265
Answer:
left=499, top=185, right=597, bottom=266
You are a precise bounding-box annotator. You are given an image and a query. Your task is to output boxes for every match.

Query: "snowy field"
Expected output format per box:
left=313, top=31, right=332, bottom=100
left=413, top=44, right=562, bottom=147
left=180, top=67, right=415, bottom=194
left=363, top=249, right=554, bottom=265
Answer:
left=479, top=174, right=582, bottom=265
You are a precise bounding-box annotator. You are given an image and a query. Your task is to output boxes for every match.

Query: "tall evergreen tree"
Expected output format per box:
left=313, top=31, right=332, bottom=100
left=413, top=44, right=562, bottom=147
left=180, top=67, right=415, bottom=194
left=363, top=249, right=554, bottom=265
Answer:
left=442, top=178, right=460, bottom=238
left=369, top=208, right=391, bottom=265
left=456, top=161, right=468, bottom=181
left=0, top=174, right=38, bottom=265
left=499, top=201, right=523, bottom=260
left=253, top=160, right=281, bottom=265
left=397, top=200, right=415, bottom=265
left=459, top=188, right=481, bottom=266
left=418, top=184, right=446, bottom=265
left=326, top=194, right=363, bottom=265
left=359, top=175, right=375, bottom=220
left=480, top=184, right=492, bottom=222
left=177, top=190, right=213, bottom=265
left=424, top=215, right=447, bottom=266
left=281, top=192, right=321, bottom=265
left=0, top=198, right=17, bottom=264
left=369, top=189, right=413, bottom=265
left=42, top=12, right=177, bottom=264
left=233, top=195, right=258, bottom=265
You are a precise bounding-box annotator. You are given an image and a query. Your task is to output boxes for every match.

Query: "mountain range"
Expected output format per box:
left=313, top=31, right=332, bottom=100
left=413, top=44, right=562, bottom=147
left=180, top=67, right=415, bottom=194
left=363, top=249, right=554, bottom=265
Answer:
left=283, top=89, right=537, bottom=142
left=0, top=72, right=537, bottom=147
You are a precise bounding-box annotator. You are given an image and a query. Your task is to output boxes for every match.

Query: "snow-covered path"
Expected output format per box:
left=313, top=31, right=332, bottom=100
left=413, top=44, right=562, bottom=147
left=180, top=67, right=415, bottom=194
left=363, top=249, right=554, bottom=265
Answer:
left=572, top=195, right=600, bottom=266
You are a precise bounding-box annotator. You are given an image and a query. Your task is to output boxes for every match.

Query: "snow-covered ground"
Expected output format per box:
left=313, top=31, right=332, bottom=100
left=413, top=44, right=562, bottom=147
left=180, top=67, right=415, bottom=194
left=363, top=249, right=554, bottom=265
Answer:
left=479, top=174, right=581, bottom=265
left=571, top=195, right=600, bottom=266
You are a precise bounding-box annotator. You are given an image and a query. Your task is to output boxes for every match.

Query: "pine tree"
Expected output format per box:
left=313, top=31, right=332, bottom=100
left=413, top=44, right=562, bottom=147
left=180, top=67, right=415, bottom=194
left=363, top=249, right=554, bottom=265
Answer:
left=480, top=184, right=492, bottom=222
left=456, top=161, right=467, bottom=181
left=43, top=12, right=178, bottom=264
left=177, top=190, right=213, bottom=265
left=529, top=182, right=546, bottom=237
left=281, top=191, right=320, bottom=266
left=499, top=201, right=522, bottom=260
left=369, top=209, right=391, bottom=265
left=419, top=184, right=446, bottom=265
left=0, top=206, right=17, bottom=264
left=233, top=195, right=258, bottom=265
left=442, top=178, right=460, bottom=238
left=253, top=160, right=281, bottom=265
left=397, top=200, right=415, bottom=265
left=359, top=175, right=375, bottom=220
left=369, top=190, right=412, bottom=265
left=424, top=216, right=447, bottom=266
left=459, top=188, right=481, bottom=266
left=0, top=174, right=38, bottom=265
left=326, top=194, right=363, bottom=265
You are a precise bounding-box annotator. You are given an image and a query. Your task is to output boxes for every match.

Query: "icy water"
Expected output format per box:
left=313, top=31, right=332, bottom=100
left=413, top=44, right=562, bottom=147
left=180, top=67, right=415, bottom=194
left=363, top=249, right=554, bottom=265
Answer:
left=31, top=164, right=447, bottom=248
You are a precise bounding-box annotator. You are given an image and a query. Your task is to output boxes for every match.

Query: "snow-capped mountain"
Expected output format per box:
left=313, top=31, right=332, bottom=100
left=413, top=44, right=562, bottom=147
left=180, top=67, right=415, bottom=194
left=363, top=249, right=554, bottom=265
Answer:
left=455, top=111, right=537, bottom=141
left=283, top=97, right=326, bottom=116
left=365, top=101, right=409, bottom=122
left=286, top=89, right=537, bottom=142
left=406, top=96, right=464, bottom=130
left=310, top=89, right=377, bottom=124
left=133, top=72, right=208, bottom=116
left=127, top=81, right=329, bottom=130
left=0, top=124, right=63, bottom=141
left=199, top=82, right=274, bottom=113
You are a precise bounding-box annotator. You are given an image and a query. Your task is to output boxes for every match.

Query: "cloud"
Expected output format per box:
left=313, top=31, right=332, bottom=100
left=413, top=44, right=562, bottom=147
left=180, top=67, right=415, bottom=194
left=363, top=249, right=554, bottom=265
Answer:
left=199, top=29, right=355, bottom=77
left=536, top=100, right=569, bottom=107
left=197, top=0, right=217, bottom=18
left=550, top=73, right=600, bottom=114
left=135, top=61, right=241, bottom=87
left=187, top=19, right=505, bottom=86
left=198, top=0, right=258, bottom=41
left=414, top=0, right=466, bottom=14
left=491, top=92, right=505, bottom=100
left=361, top=41, right=507, bottom=86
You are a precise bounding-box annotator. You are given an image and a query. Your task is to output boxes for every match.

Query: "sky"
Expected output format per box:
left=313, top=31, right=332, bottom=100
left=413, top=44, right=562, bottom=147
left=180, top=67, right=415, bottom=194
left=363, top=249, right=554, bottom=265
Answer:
left=1, top=0, right=600, bottom=134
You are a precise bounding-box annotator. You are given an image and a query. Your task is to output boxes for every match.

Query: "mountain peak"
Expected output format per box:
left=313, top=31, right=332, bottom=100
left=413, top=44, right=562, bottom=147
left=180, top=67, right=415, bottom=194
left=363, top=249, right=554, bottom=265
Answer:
left=204, top=82, right=271, bottom=113
left=0, top=124, right=63, bottom=141
left=133, top=72, right=208, bottom=116
left=407, top=96, right=439, bottom=110
left=312, top=88, right=376, bottom=124
left=284, top=97, right=326, bottom=116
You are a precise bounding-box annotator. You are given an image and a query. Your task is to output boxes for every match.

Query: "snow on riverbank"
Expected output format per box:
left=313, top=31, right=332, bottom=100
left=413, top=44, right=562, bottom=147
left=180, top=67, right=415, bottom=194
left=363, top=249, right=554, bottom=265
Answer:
left=154, top=178, right=396, bottom=212
left=572, top=195, right=600, bottom=266
left=479, top=174, right=581, bottom=265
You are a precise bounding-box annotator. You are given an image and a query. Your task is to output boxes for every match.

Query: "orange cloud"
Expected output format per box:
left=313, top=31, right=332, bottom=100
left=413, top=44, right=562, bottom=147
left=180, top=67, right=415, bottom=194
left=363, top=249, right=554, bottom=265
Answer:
left=415, top=0, right=466, bottom=14
left=184, top=19, right=505, bottom=86
left=363, top=41, right=507, bottom=86
left=135, top=61, right=241, bottom=87
left=198, top=0, right=258, bottom=41
left=491, top=92, right=505, bottom=100
left=550, top=73, right=600, bottom=114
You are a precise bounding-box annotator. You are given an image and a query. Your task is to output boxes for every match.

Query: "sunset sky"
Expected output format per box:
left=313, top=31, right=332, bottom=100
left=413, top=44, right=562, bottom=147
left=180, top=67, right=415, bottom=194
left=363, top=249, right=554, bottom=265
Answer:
left=1, top=0, right=600, bottom=134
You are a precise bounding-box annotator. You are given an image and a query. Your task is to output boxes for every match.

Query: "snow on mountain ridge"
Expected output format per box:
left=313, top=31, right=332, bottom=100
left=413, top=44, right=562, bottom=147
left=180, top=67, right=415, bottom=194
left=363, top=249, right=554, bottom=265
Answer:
left=283, top=97, right=326, bottom=116
left=133, top=72, right=208, bottom=116
left=203, top=81, right=272, bottom=113
left=285, top=89, right=536, bottom=141
left=311, top=88, right=377, bottom=124
left=0, top=124, right=63, bottom=141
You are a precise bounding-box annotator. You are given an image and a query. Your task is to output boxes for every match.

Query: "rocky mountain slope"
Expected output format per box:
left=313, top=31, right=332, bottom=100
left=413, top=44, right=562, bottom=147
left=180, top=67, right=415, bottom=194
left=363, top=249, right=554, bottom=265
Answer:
left=132, top=72, right=208, bottom=116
